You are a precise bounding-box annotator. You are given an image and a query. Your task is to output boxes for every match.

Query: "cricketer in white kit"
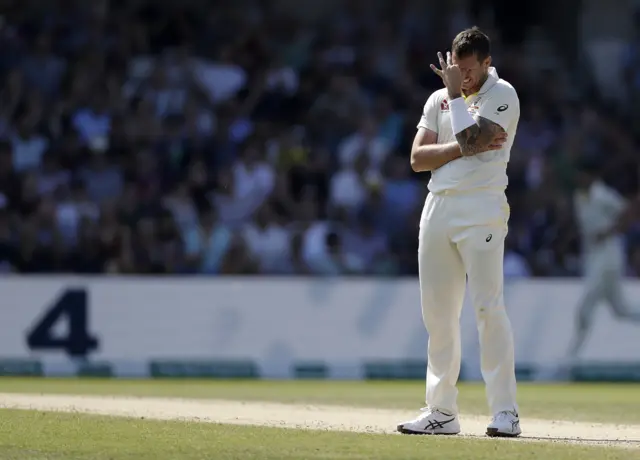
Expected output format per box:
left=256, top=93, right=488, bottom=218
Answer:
left=565, top=159, right=640, bottom=362
left=397, top=27, right=521, bottom=437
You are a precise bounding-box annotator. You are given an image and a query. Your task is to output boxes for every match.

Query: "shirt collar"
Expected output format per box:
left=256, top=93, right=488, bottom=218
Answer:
left=478, top=66, right=499, bottom=95
left=462, top=67, right=499, bottom=101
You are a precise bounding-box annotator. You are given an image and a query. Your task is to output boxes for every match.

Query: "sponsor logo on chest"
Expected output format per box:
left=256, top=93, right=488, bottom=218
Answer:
left=468, top=96, right=482, bottom=115
left=442, top=96, right=482, bottom=115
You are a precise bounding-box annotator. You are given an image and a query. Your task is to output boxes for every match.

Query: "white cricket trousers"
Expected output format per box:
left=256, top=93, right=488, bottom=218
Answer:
left=418, top=189, right=518, bottom=416
left=577, top=246, right=639, bottom=327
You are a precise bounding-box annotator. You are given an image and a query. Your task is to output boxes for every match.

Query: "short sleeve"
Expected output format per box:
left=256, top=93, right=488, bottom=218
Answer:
left=477, top=86, right=520, bottom=132
left=598, top=184, right=627, bottom=215
left=417, top=92, right=439, bottom=133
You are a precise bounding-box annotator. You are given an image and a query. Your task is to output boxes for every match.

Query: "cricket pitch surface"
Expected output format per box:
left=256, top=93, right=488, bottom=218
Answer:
left=0, top=393, right=638, bottom=449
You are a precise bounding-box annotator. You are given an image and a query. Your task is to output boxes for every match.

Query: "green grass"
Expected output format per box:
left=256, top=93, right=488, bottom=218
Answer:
left=0, top=378, right=639, bottom=424
left=0, top=409, right=636, bottom=460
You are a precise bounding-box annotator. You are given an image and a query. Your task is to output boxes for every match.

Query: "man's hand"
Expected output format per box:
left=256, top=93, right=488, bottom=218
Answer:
left=430, top=51, right=463, bottom=99
left=594, top=229, right=613, bottom=244
left=487, top=131, right=508, bottom=151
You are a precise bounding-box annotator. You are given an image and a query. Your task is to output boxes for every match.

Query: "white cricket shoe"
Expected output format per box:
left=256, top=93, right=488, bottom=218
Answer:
left=397, top=407, right=460, bottom=435
left=486, top=410, right=521, bottom=437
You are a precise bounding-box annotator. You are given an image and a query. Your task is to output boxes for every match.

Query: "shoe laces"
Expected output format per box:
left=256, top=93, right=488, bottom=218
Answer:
left=493, top=410, right=517, bottom=422
left=419, top=407, right=453, bottom=417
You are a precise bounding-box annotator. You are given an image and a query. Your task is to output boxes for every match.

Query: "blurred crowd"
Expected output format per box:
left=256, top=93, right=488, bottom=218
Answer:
left=1, top=0, right=640, bottom=277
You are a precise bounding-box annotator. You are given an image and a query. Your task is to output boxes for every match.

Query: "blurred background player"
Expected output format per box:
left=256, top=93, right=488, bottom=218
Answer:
left=564, top=159, right=640, bottom=364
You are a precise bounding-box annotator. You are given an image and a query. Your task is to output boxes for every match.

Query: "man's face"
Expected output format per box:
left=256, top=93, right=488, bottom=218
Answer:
left=201, top=212, right=215, bottom=228
left=93, top=95, right=108, bottom=113
left=452, top=53, right=490, bottom=93
left=18, top=118, right=33, bottom=137
left=576, top=171, right=594, bottom=190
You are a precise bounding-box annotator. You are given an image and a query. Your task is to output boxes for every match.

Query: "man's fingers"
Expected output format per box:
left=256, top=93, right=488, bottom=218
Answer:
left=430, top=64, right=443, bottom=77
left=489, top=138, right=507, bottom=149
left=437, top=51, right=446, bottom=68
left=446, top=51, right=452, bottom=66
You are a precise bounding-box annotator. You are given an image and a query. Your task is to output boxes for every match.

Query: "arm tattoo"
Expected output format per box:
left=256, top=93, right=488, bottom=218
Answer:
left=455, top=116, right=504, bottom=156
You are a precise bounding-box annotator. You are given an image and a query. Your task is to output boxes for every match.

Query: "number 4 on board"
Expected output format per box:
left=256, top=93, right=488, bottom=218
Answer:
left=26, top=288, right=99, bottom=357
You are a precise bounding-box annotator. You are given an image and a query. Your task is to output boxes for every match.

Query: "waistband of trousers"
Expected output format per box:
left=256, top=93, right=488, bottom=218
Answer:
left=430, top=186, right=506, bottom=197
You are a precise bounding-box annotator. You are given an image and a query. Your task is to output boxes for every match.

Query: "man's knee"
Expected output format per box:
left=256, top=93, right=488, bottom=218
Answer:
left=610, top=302, right=632, bottom=319
left=422, top=307, right=460, bottom=335
left=468, top=278, right=504, bottom=317
left=576, top=294, right=599, bottom=329
left=474, top=302, right=510, bottom=332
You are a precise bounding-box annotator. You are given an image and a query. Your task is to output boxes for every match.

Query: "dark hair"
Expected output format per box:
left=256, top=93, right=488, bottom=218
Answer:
left=0, top=140, right=11, bottom=156
left=452, top=26, right=491, bottom=62
left=576, top=156, right=602, bottom=175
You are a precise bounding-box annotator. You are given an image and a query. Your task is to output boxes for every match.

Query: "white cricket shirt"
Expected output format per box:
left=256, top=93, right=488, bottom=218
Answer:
left=417, top=67, right=520, bottom=193
left=574, top=180, right=627, bottom=271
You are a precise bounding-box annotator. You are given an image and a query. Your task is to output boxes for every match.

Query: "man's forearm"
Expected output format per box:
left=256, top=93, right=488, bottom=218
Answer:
left=410, top=142, right=462, bottom=172
left=605, top=207, right=634, bottom=236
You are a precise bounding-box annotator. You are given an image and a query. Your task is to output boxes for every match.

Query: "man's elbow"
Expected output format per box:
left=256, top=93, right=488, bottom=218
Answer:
left=410, top=151, right=431, bottom=172
left=410, top=152, right=423, bottom=172
left=410, top=152, right=419, bottom=172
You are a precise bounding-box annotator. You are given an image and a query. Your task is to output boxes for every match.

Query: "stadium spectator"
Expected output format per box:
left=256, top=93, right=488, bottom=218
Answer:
left=0, top=0, right=638, bottom=278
